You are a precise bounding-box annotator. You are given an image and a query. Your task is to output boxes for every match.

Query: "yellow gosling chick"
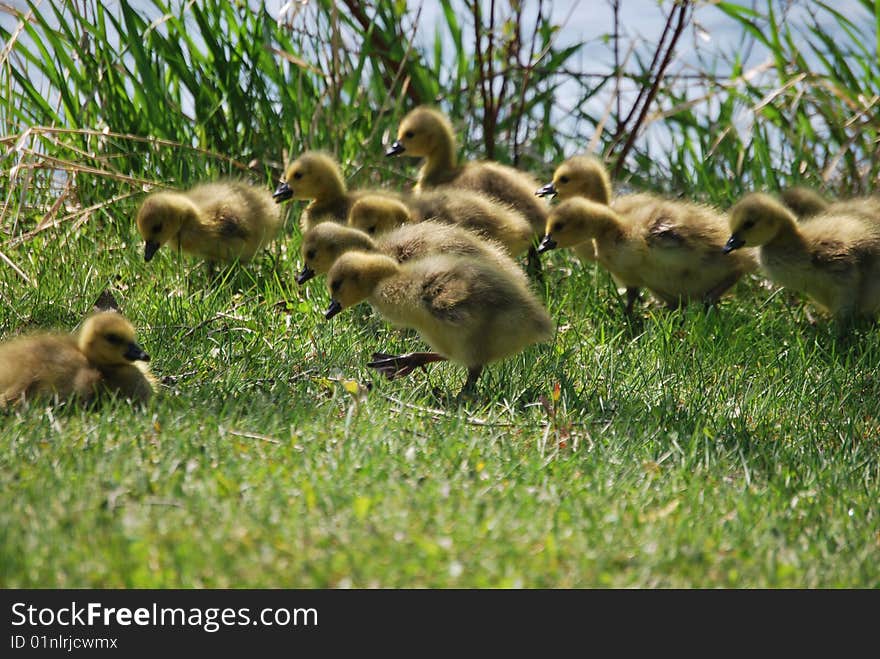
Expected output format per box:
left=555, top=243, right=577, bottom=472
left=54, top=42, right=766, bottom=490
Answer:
left=536, top=154, right=612, bottom=205
left=348, top=191, right=534, bottom=257
left=724, top=192, right=880, bottom=322
left=385, top=106, right=547, bottom=275
left=273, top=151, right=402, bottom=232
left=298, top=220, right=527, bottom=288
left=0, top=311, right=155, bottom=408
left=136, top=181, right=280, bottom=264
left=324, top=252, right=554, bottom=395
left=540, top=195, right=758, bottom=313
left=535, top=154, right=614, bottom=264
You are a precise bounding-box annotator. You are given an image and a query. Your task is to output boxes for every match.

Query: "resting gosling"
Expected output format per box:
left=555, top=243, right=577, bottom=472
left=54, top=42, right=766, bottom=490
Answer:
left=0, top=311, right=155, bottom=407
left=136, top=181, right=280, bottom=264
left=273, top=151, right=402, bottom=232
left=724, top=192, right=880, bottom=321
left=540, top=195, right=758, bottom=313
left=324, top=252, right=554, bottom=395
left=297, top=220, right=526, bottom=288
left=386, top=106, right=547, bottom=274
left=348, top=192, right=534, bottom=257
left=535, top=154, right=614, bottom=263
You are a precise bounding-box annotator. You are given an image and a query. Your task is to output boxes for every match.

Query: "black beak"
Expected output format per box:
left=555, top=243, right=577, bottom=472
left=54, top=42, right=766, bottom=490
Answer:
left=273, top=181, right=292, bottom=203
left=723, top=235, right=745, bottom=254
left=295, top=265, right=316, bottom=285
left=537, top=235, right=557, bottom=254
left=144, top=241, right=160, bottom=262
left=325, top=300, right=343, bottom=320
left=385, top=140, right=405, bottom=157
left=536, top=182, right=557, bottom=198
left=124, top=342, right=150, bottom=362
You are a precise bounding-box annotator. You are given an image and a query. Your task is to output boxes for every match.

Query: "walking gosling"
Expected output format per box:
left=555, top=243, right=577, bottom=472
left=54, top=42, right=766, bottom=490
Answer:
left=136, top=181, right=280, bottom=264
left=273, top=151, right=402, bottom=232
left=724, top=192, right=880, bottom=322
left=540, top=195, right=758, bottom=313
left=324, top=252, right=554, bottom=395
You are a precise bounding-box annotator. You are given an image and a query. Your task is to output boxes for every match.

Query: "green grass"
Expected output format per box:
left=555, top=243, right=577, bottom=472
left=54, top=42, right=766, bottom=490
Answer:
left=1, top=1, right=879, bottom=588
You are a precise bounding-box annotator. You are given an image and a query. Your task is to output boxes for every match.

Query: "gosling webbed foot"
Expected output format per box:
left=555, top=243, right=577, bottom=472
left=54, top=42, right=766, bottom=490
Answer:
left=367, top=351, right=448, bottom=380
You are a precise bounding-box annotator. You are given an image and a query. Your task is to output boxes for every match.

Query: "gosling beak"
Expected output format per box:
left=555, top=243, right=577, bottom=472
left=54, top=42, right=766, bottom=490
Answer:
left=272, top=181, right=293, bottom=203
left=723, top=235, right=745, bottom=254
left=385, top=140, right=406, bottom=157
left=124, top=342, right=150, bottom=362
left=536, top=182, right=557, bottom=198
left=295, top=265, right=316, bottom=285
left=537, top=235, right=557, bottom=254
left=325, top=300, right=343, bottom=320
left=144, top=241, right=160, bottom=262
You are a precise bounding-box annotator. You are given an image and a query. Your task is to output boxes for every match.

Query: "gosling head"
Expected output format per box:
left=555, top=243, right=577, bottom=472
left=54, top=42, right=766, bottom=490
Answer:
left=725, top=192, right=796, bottom=253
left=78, top=311, right=150, bottom=367
left=274, top=151, right=346, bottom=203
left=324, top=252, right=399, bottom=319
left=386, top=106, right=454, bottom=158
left=536, top=155, right=612, bottom=205
left=298, top=223, right=375, bottom=285
left=348, top=196, right=411, bottom=236
left=136, top=192, right=194, bottom=262
left=538, top=198, right=603, bottom=253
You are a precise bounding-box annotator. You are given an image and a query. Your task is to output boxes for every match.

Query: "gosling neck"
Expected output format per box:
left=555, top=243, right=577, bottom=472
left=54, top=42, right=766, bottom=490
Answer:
left=420, top=136, right=458, bottom=186
left=761, top=212, right=806, bottom=251
left=587, top=205, right=629, bottom=245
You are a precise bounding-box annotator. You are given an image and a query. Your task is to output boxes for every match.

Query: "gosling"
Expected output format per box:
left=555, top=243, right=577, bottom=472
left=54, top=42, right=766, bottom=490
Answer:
left=540, top=195, right=758, bottom=313
left=272, top=151, right=402, bottom=232
left=386, top=106, right=547, bottom=275
left=0, top=311, right=155, bottom=408
left=324, top=252, right=554, bottom=395
left=724, top=192, right=880, bottom=322
left=348, top=191, right=534, bottom=257
left=535, top=154, right=614, bottom=264
left=136, top=181, right=280, bottom=264
left=297, top=220, right=527, bottom=288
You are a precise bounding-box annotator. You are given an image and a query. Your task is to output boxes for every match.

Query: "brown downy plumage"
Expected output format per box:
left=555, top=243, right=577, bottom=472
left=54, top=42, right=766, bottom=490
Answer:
left=136, top=181, right=280, bottom=264
left=725, top=192, right=880, bottom=322
left=348, top=191, right=534, bottom=257
left=540, top=194, right=758, bottom=313
left=324, top=252, right=554, bottom=396
left=272, top=151, right=403, bottom=232
left=297, top=220, right=527, bottom=289
left=0, top=311, right=156, bottom=408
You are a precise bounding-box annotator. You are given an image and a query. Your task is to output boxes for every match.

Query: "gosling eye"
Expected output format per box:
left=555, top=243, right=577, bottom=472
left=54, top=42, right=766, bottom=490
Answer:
left=105, top=333, right=124, bottom=346
left=742, top=219, right=755, bottom=230
left=404, top=130, right=415, bottom=139
left=555, top=222, right=566, bottom=231
left=152, top=223, right=163, bottom=234
left=559, top=176, right=570, bottom=184
left=331, top=280, right=341, bottom=293
left=367, top=226, right=376, bottom=235
left=292, top=171, right=304, bottom=180
left=305, top=249, right=316, bottom=260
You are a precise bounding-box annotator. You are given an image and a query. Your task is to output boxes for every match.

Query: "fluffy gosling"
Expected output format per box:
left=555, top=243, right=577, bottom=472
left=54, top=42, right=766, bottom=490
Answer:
left=298, top=220, right=526, bottom=288
left=273, top=151, right=402, bottom=232
left=324, top=252, right=554, bottom=395
left=348, top=191, right=534, bottom=257
left=540, top=195, right=757, bottom=313
left=136, top=181, right=280, bottom=264
left=0, top=311, right=155, bottom=408
left=724, top=192, right=880, bottom=322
